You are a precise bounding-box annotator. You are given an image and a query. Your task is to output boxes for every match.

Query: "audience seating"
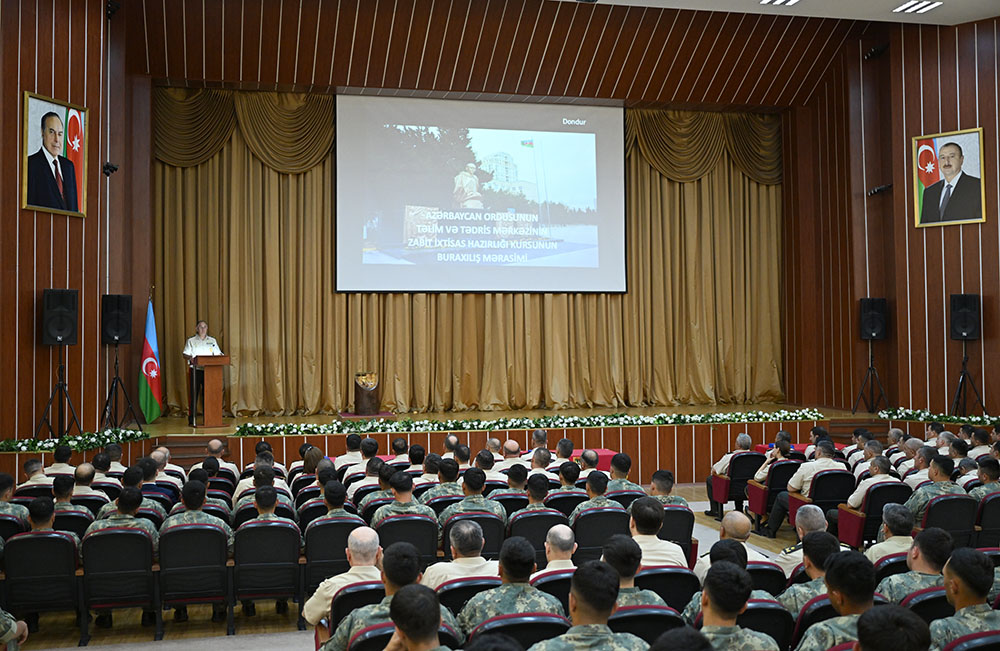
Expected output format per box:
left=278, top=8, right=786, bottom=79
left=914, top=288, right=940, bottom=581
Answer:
left=0, top=513, right=26, bottom=541
left=482, top=480, right=508, bottom=496
left=361, top=497, right=394, bottom=524
left=350, top=485, right=381, bottom=506
left=442, top=512, right=505, bottom=560
left=572, top=507, right=630, bottom=563
left=978, top=494, right=1000, bottom=548
left=606, top=489, right=647, bottom=510
left=81, top=527, right=162, bottom=644
left=737, top=599, right=795, bottom=651
left=375, top=514, right=439, bottom=569
left=290, top=474, right=316, bottom=496
left=330, top=581, right=385, bottom=627
left=436, top=576, right=502, bottom=614
left=233, top=503, right=296, bottom=528
left=837, top=482, right=912, bottom=549
left=92, top=482, right=121, bottom=500
left=15, top=485, right=55, bottom=499
left=158, top=523, right=234, bottom=634
left=710, top=452, right=765, bottom=515
left=634, top=565, right=700, bottom=612
left=900, top=586, right=955, bottom=625
left=298, top=499, right=330, bottom=532
left=788, top=469, right=854, bottom=527
left=491, top=492, right=529, bottom=517
left=786, top=563, right=810, bottom=587
left=346, top=621, right=461, bottom=651
left=207, top=488, right=234, bottom=509
left=468, top=613, right=571, bottom=648
left=873, top=552, right=909, bottom=584
left=141, top=490, right=173, bottom=511
left=3, top=531, right=84, bottom=634
left=922, top=494, right=978, bottom=547
left=543, top=491, right=588, bottom=516
left=304, top=518, right=364, bottom=595
left=202, top=503, right=231, bottom=524
left=747, top=459, right=802, bottom=530
left=608, top=605, right=684, bottom=643
left=659, top=505, right=698, bottom=568
left=411, top=483, right=437, bottom=499
left=791, top=595, right=839, bottom=649
left=137, top=507, right=166, bottom=529
left=295, top=486, right=322, bottom=509
left=424, top=494, right=464, bottom=517
left=208, top=477, right=235, bottom=496
left=233, top=520, right=305, bottom=630
left=54, top=511, right=93, bottom=538
left=942, top=631, right=1000, bottom=651
left=746, top=561, right=788, bottom=597
left=977, top=548, right=1000, bottom=567
left=530, top=568, right=574, bottom=614
left=508, top=508, right=568, bottom=569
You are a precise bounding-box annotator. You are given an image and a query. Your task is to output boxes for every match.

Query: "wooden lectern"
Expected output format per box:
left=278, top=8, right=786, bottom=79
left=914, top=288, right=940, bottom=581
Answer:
left=192, top=355, right=230, bottom=428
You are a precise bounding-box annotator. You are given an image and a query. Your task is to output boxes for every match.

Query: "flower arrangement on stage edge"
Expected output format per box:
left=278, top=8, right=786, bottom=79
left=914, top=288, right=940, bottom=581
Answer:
left=233, top=407, right=826, bottom=437
left=879, top=407, right=997, bottom=426
left=0, top=428, right=150, bottom=453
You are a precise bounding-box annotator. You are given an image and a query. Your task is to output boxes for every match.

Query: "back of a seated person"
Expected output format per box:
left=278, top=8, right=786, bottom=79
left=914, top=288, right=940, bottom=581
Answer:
left=84, top=486, right=159, bottom=555
left=697, top=561, right=779, bottom=651
left=237, top=486, right=302, bottom=551
left=606, top=453, right=644, bottom=493
left=161, top=480, right=234, bottom=554
left=629, top=497, right=686, bottom=568
left=855, top=604, right=930, bottom=651
left=97, top=466, right=168, bottom=520
left=0, top=472, right=30, bottom=527
left=875, top=527, right=951, bottom=603
left=52, top=476, right=94, bottom=521
left=304, top=480, right=364, bottom=534
left=370, top=471, right=438, bottom=530
left=551, top=462, right=585, bottom=496
left=530, top=524, right=577, bottom=580
left=421, top=519, right=499, bottom=590
left=795, top=551, right=877, bottom=651
left=629, top=469, right=688, bottom=510
left=302, top=526, right=382, bottom=627
left=168, top=468, right=231, bottom=518
left=439, top=468, right=507, bottom=529
left=568, top=472, right=624, bottom=526
left=682, top=539, right=772, bottom=624
left=930, top=547, right=1000, bottom=650
left=776, top=531, right=841, bottom=617
left=417, top=459, right=463, bottom=504
left=24, top=496, right=82, bottom=561
left=603, top=534, right=666, bottom=608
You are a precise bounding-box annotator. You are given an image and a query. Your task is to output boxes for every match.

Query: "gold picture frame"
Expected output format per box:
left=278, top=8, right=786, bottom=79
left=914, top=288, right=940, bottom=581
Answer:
left=21, top=91, right=89, bottom=218
left=913, top=127, right=986, bottom=228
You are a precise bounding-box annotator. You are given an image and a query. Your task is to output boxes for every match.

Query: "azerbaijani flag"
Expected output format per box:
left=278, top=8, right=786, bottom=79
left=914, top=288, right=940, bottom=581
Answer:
left=65, top=109, right=85, bottom=203
left=138, top=299, right=163, bottom=423
left=521, top=139, right=534, bottom=148
left=915, top=138, right=941, bottom=216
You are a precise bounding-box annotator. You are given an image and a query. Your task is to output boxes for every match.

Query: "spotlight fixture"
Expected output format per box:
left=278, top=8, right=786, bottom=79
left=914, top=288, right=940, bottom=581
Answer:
left=106, top=0, right=120, bottom=19
left=866, top=184, right=893, bottom=197
left=102, top=162, right=119, bottom=177
left=892, top=1, right=943, bottom=14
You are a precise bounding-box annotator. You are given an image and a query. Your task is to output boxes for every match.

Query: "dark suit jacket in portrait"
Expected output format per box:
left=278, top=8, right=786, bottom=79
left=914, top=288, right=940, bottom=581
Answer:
left=920, top=173, right=981, bottom=224
left=26, top=149, right=79, bottom=213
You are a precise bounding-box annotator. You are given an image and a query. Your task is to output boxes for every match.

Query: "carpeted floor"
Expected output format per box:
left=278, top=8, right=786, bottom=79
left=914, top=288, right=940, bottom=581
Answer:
left=30, top=630, right=311, bottom=651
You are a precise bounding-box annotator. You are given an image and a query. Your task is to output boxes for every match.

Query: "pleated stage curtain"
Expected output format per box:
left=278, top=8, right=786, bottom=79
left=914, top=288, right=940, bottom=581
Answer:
left=153, top=89, right=785, bottom=415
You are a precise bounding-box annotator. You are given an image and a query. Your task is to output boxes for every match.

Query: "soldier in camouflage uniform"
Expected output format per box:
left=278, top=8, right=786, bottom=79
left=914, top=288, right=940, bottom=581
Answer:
left=795, top=551, right=877, bottom=651
left=486, top=462, right=527, bottom=503
left=970, top=458, right=1000, bottom=501
left=304, top=480, right=364, bottom=536
left=52, top=475, right=95, bottom=523
left=875, top=527, right=951, bottom=603
left=437, top=468, right=507, bottom=546
left=930, top=548, right=1000, bottom=651
left=903, top=455, right=966, bottom=522
left=777, top=532, right=842, bottom=616
left=21, top=497, right=82, bottom=561
left=233, top=466, right=297, bottom=523
left=527, top=561, right=646, bottom=651
left=83, top=487, right=160, bottom=554
left=322, top=542, right=461, bottom=651
left=627, top=469, right=689, bottom=513
left=236, top=486, right=302, bottom=549
left=681, top=539, right=772, bottom=624
left=458, top=536, right=565, bottom=635
left=417, top=458, right=463, bottom=504
left=166, top=468, right=230, bottom=518
left=509, top=474, right=557, bottom=526
left=384, top=584, right=454, bottom=651
left=356, top=462, right=395, bottom=514
left=551, top=462, right=587, bottom=496
left=371, top=471, right=439, bottom=531
left=0, top=603, right=28, bottom=651
left=96, top=466, right=168, bottom=521
left=855, top=603, right=931, bottom=650
left=695, top=560, right=779, bottom=650
left=160, top=480, right=235, bottom=553
left=602, top=534, right=667, bottom=608
left=605, top=453, right=644, bottom=493
left=0, top=473, right=29, bottom=528
left=568, top=472, right=625, bottom=526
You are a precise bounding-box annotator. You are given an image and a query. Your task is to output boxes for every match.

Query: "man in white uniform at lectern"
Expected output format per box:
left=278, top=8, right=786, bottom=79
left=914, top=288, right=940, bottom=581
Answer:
left=183, top=320, right=224, bottom=426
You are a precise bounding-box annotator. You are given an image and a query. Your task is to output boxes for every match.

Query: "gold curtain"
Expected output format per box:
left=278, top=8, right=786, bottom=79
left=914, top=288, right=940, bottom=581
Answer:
left=153, top=91, right=784, bottom=415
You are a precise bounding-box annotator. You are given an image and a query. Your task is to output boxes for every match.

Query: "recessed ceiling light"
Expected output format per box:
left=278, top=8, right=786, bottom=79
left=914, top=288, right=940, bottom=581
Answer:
left=893, top=1, right=943, bottom=13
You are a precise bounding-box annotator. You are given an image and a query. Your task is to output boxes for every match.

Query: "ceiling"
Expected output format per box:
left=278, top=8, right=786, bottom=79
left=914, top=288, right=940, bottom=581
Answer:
left=553, top=0, right=1000, bottom=26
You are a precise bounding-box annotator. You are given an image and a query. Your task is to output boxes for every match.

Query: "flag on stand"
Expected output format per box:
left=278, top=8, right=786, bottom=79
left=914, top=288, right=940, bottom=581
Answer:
left=915, top=138, right=940, bottom=216
left=138, top=299, right=163, bottom=423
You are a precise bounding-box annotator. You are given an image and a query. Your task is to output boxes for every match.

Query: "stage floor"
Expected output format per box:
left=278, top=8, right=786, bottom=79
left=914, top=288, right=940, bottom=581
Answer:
left=142, top=402, right=858, bottom=437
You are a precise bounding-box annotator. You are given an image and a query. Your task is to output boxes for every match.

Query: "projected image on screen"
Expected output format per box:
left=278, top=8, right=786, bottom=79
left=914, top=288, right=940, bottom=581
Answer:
left=337, top=96, right=625, bottom=292
left=362, top=126, right=598, bottom=269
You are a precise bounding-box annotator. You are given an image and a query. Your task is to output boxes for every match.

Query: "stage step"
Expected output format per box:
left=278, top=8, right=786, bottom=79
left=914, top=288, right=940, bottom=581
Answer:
left=828, top=418, right=887, bottom=444
left=152, top=435, right=218, bottom=469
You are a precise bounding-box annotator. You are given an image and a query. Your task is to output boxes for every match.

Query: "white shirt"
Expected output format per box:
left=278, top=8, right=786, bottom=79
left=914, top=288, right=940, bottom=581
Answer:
left=693, top=542, right=768, bottom=582
left=847, top=474, right=902, bottom=509
left=530, top=559, right=576, bottom=581
left=969, top=445, right=991, bottom=459
left=334, top=451, right=363, bottom=471
left=633, top=534, right=687, bottom=568
left=905, top=468, right=930, bottom=490
left=420, top=556, right=500, bottom=590
left=302, top=564, right=382, bottom=626
left=183, top=334, right=223, bottom=359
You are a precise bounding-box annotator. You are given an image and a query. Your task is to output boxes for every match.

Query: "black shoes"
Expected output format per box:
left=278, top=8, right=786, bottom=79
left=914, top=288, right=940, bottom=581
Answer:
left=242, top=601, right=256, bottom=617
left=95, top=612, right=113, bottom=628
left=275, top=600, right=289, bottom=615
left=173, top=606, right=189, bottom=623
left=141, top=611, right=156, bottom=627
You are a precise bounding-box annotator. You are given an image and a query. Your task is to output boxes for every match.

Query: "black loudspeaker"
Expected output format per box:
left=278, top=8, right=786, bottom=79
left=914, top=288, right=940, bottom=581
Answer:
left=859, top=298, right=888, bottom=340
left=101, top=294, right=132, bottom=344
left=41, top=289, right=79, bottom=345
left=950, top=294, right=981, bottom=340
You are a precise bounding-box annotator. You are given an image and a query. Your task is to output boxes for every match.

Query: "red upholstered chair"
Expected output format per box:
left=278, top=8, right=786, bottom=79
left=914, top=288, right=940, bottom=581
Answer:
left=711, top=452, right=765, bottom=515
left=787, top=469, right=855, bottom=527
left=658, top=506, right=698, bottom=569
left=436, top=576, right=502, bottom=614
left=921, top=494, right=978, bottom=547
left=746, top=561, right=789, bottom=597
left=976, top=492, right=1000, bottom=548
left=469, top=613, right=571, bottom=648
left=943, top=630, right=1000, bottom=651
left=747, top=459, right=802, bottom=529
left=736, top=599, right=795, bottom=651
left=837, top=482, right=913, bottom=549
left=901, top=586, right=955, bottom=624
left=608, top=605, right=684, bottom=643
left=873, top=552, right=909, bottom=584
left=791, top=595, right=838, bottom=649
left=634, top=565, right=701, bottom=612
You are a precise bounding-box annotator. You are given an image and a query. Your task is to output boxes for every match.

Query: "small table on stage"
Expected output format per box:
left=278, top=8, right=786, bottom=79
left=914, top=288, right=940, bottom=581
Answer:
left=190, top=355, right=230, bottom=428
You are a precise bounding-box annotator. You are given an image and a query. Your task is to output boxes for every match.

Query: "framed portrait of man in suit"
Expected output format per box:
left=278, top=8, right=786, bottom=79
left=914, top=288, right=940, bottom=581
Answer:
left=21, top=92, right=88, bottom=217
left=913, top=127, right=985, bottom=228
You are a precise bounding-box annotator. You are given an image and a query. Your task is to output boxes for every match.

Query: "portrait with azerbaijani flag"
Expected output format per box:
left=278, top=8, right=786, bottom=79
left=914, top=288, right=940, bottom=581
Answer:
left=912, top=126, right=985, bottom=228
left=21, top=91, right=88, bottom=217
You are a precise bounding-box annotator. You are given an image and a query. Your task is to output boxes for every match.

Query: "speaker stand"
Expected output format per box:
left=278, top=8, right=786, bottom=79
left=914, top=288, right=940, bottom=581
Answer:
left=34, top=345, right=83, bottom=439
left=950, top=341, right=985, bottom=416
left=100, top=344, right=143, bottom=431
left=852, top=340, right=888, bottom=414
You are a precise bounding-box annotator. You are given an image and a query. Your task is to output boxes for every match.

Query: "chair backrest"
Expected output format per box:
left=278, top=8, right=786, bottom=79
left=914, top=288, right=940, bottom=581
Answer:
left=351, top=484, right=382, bottom=507
left=658, top=506, right=695, bottom=563
left=233, top=504, right=259, bottom=528
left=737, top=599, right=796, bottom=651
left=943, top=630, right=1000, bottom=651
left=924, top=494, right=978, bottom=547
left=304, top=517, right=365, bottom=593
left=202, top=503, right=232, bottom=524
left=543, top=492, right=588, bottom=517
left=792, top=595, right=837, bottom=648
left=207, top=476, right=235, bottom=496
left=874, top=552, right=910, bottom=584
left=92, top=482, right=121, bottom=500
left=412, top=482, right=438, bottom=499
left=530, top=569, right=575, bottom=614
left=807, top=470, right=856, bottom=504
left=746, top=561, right=789, bottom=597
left=0, top=513, right=26, bottom=541
left=509, top=509, right=569, bottom=569
left=291, top=473, right=316, bottom=496
left=442, top=511, right=506, bottom=560
left=295, top=486, right=322, bottom=509
left=346, top=621, right=394, bottom=651
left=436, top=576, right=503, bottom=614
left=858, top=482, right=914, bottom=541
left=141, top=488, right=173, bottom=510
left=233, top=520, right=303, bottom=599
left=361, top=497, right=395, bottom=524
left=787, top=451, right=807, bottom=462
left=608, top=605, right=684, bottom=643
left=425, top=494, right=464, bottom=516
left=977, top=547, right=1000, bottom=567
left=53, top=511, right=93, bottom=538
left=492, top=493, right=529, bottom=517
left=766, top=460, right=803, bottom=493
left=375, top=514, right=439, bottom=569
left=975, top=493, right=1000, bottom=548
left=787, top=563, right=810, bottom=587
left=4, top=531, right=80, bottom=612
left=159, top=523, right=230, bottom=605
left=207, top=488, right=233, bottom=509
left=634, top=565, right=701, bottom=612
left=14, top=484, right=54, bottom=499
left=572, top=507, right=630, bottom=563
left=605, top=490, right=647, bottom=510
left=331, top=581, right=386, bottom=626
left=900, top=586, right=955, bottom=625
left=469, top=613, right=571, bottom=648
left=727, top=452, right=767, bottom=488
left=482, top=480, right=508, bottom=496
left=82, top=528, right=156, bottom=608
left=136, top=507, right=165, bottom=529
left=298, top=499, right=330, bottom=531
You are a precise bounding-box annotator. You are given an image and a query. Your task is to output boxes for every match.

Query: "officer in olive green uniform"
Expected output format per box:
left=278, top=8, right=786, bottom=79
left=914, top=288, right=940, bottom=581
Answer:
left=356, top=463, right=395, bottom=514
left=96, top=466, right=168, bottom=521
left=969, top=458, right=1000, bottom=501
left=930, top=548, right=1000, bottom=651
left=0, top=473, right=29, bottom=527
left=458, top=537, right=565, bottom=635
left=696, top=560, right=779, bottom=651
left=605, top=453, right=644, bottom=493
left=601, top=534, right=667, bottom=608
